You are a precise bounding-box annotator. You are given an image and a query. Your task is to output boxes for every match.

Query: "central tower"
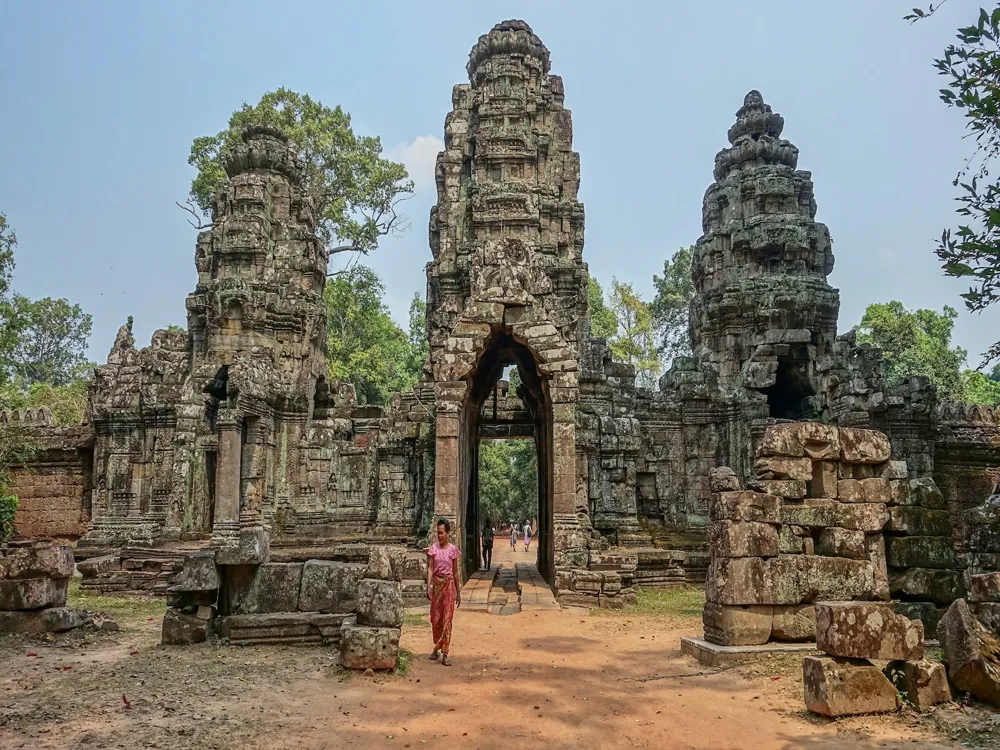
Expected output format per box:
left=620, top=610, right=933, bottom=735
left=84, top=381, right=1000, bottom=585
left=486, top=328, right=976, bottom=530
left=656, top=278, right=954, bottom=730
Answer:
left=425, top=20, right=589, bottom=582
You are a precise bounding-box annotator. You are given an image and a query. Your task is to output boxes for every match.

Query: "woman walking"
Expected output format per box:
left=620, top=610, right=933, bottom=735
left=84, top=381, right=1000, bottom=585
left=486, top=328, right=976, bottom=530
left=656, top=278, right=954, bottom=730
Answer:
left=510, top=523, right=518, bottom=550
left=426, top=518, right=461, bottom=666
left=524, top=522, right=532, bottom=553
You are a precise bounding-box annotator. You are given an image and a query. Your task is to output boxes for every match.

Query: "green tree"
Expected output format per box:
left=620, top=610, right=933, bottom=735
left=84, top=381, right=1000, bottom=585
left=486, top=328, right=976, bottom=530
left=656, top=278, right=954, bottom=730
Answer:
left=0, top=213, right=14, bottom=299
left=478, top=439, right=537, bottom=526
left=0, top=376, right=91, bottom=425
left=908, top=5, right=1000, bottom=365
left=856, top=301, right=969, bottom=401
left=2, top=295, right=93, bottom=386
left=187, top=88, right=414, bottom=258
left=608, top=279, right=661, bottom=389
left=406, top=293, right=428, bottom=383
left=587, top=276, right=617, bottom=339
left=325, top=266, right=416, bottom=404
left=962, top=367, right=1000, bottom=405
left=650, top=245, right=694, bottom=364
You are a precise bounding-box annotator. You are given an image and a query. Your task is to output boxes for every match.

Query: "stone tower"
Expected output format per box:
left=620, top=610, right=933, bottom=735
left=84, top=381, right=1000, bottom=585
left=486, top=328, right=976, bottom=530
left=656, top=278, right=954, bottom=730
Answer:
left=690, top=91, right=839, bottom=421
left=426, top=20, right=589, bottom=579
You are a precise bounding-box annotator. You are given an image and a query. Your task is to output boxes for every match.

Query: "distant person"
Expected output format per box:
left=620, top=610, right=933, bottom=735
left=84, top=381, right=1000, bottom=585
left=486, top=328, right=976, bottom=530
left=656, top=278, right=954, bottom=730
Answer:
left=524, top=522, right=532, bottom=553
left=510, top=523, right=518, bottom=549
left=482, top=520, right=494, bottom=571
left=426, top=518, right=461, bottom=666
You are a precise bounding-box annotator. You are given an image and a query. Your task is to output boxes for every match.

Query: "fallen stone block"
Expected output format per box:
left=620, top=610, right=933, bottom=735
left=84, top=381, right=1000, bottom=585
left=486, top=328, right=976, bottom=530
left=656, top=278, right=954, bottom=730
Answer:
left=356, top=578, right=404, bottom=629
left=709, top=466, right=741, bottom=492
left=890, top=568, right=964, bottom=606
left=803, top=656, right=899, bottom=716
left=894, top=601, right=946, bottom=638
left=214, top=526, right=269, bottom=566
left=771, top=604, right=816, bottom=641
left=340, top=624, right=400, bottom=670
left=755, top=457, right=812, bottom=481
left=0, top=543, right=75, bottom=580
left=708, top=520, right=779, bottom=558
left=0, top=606, right=84, bottom=634
left=976, top=602, right=1000, bottom=632
left=365, top=546, right=407, bottom=582
left=839, top=427, right=891, bottom=464
left=710, top=492, right=781, bottom=524
left=172, top=551, right=219, bottom=590
left=0, top=577, right=68, bottom=610
left=886, top=537, right=958, bottom=570
left=162, top=608, right=209, bottom=645
left=798, top=556, right=880, bottom=602
left=886, top=659, right=951, bottom=710
left=937, top=599, right=1000, bottom=707
left=886, top=507, right=951, bottom=537
left=222, top=563, right=303, bottom=614
left=219, top=612, right=347, bottom=644
left=909, top=478, right=946, bottom=510
left=748, top=480, right=806, bottom=499
left=816, top=601, right=923, bottom=660
left=299, top=560, right=365, bottom=613
left=815, top=527, right=866, bottom=560
left=702, top=602, right=772, bottom=646
left=970, top=573, right=1000, bottom=603
left=757, top=422, right=839, bottom=460
left=77, top=554, right=120, bottom=578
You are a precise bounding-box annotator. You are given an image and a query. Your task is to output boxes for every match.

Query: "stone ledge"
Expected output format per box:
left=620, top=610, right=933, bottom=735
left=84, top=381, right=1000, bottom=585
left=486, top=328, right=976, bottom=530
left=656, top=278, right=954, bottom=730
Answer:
left=680, top=636, right=819, bottom=667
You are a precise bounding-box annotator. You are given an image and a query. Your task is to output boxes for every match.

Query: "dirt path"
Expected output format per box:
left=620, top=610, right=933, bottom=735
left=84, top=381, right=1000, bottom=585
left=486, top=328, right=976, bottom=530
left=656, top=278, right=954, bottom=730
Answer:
left=0, top=588, right=995, bottom=750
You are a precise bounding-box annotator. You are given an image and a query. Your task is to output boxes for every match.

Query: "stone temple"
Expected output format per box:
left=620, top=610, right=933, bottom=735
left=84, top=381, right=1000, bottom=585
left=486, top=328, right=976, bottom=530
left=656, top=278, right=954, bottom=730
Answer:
left=6, top=21, right=1000, bottom=627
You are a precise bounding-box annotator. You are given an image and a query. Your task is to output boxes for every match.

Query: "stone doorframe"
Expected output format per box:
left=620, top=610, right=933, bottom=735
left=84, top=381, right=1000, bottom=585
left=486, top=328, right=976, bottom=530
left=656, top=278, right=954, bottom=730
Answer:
left=431, top=307, right=580, bottom=586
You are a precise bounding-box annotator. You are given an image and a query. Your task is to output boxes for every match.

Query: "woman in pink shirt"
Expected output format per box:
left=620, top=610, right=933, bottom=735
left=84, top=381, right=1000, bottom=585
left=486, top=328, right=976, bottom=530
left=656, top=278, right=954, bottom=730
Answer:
left=426, top=518, right=462, bottom=665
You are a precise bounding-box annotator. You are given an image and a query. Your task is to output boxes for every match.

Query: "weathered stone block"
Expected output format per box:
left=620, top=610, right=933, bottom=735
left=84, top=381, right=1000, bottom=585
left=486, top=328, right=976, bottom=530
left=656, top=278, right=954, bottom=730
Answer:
left=172, top=551, right=219, bottom=591
left=340, top=624, right=400, bottom=670
left=757, top=423, right=839, bottom=460
left=702, top=602, right=773, bottom=646
left=887, top=508, right=951, bottom=537
left=748, top=479, right=806, bottom=499
left=778, top=525, right=809, bottom=554
left=890, top=568, right=964, bottom=606
left=299, top=560, right=365, bottom=613
left=781, top=499, right=838, bottom=527
left=356, top=578, right=404, bottom=628
left=0, top=577, right=68, bottom=610
left=815, top=528, right=866, bottom=560
left=810, top=461, right=838, bottom=498
left=937, top=599, right=1000, bottom=708
left=860, top=478, right=891, bottom=503
left=708, top=520, right=779, bottom=558
left=970, top=573, right=1000, bottom=603
left=799, top=556, right=880, bottom=602
left=886, top=659, right=951, bottom=710
left=0, top=544, right=74, bottom=580
left=0, top=606, right=83, bottom=634
left=803, top=656, right=899, bottom=716
left=77, top=554, right=119, bottom=578
left=365, top=546, right=406, bottom=582
left=886, top=537, right=958, bottom=570
left=888, top=480, right=911, bottom=506
left=878, top=461, right=909, bottom=480
left=162, top=608, right=209, bottom=645
left=893, top=601, right=946, bottom=638
left=909, top=478, right=946, bottom=510
left=710, top=492, right=781, bottom=523
left=755, top=457, right=812, bottom=481
left=837, top=479, right=864, bottom=502
left=706, top=557, right=800, bottom=606
left=977, top=602, right=1000, bottom=632
left=709, top=466, right=740, bottom=492
left=771, top=604, right=816, bottom=641
left=840, top=428, right=891, bottom=464
left=223, top=563, right=302, bottom=615
left=816, top=602, right=923, bottom=660
left=214, top=526, right=270, bottom=566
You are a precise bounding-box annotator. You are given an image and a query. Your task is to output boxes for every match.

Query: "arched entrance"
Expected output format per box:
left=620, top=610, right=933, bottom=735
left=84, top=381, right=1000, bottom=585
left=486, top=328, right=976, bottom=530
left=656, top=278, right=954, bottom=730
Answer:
left=458, top=328, right=554, bottom=583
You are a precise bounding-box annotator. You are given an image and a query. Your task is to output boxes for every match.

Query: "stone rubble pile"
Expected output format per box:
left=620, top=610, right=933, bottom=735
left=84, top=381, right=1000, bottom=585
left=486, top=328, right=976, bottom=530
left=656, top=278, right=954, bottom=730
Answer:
left=160, top=543, right=405, bottom=671
left=937, top=598, right=1000, bottom=707
left=804, top=601, right=950, bottom=716
left=0, top=542, right=83, bottom=634
left=705, top=423, right=915, bottom=646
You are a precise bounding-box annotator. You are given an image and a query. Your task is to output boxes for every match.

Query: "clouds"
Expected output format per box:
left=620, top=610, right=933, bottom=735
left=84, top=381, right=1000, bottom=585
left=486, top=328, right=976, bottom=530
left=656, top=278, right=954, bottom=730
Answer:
left=388, top=135, right=443, bottom=193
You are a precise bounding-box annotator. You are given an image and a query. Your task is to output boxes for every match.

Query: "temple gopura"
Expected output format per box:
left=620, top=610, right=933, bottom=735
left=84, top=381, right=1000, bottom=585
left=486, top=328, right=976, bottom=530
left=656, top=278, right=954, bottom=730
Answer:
left=7, top=20, right=1000, bottom=615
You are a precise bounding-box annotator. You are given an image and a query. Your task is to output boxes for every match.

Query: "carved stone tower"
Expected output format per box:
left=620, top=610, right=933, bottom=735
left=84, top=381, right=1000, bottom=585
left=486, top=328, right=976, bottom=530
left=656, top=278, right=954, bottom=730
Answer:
left=426, top=20, right=589, bottom=581
left=690, top=91, right=839, bottom=421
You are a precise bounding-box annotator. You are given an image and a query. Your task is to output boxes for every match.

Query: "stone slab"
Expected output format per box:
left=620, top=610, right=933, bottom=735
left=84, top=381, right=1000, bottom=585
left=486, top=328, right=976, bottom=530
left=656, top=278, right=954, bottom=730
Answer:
left=680, top=636, right=818, bottom=667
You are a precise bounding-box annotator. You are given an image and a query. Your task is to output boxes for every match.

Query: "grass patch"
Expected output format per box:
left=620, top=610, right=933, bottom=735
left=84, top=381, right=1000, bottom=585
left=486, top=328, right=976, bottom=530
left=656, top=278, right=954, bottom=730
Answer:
left=403, top=611, right=430, bottom=629
left=394, top=647, right=415, bottom=677
left=590, top=585, right=705, bottom=620
left=66, top=579, right=167, bottom=624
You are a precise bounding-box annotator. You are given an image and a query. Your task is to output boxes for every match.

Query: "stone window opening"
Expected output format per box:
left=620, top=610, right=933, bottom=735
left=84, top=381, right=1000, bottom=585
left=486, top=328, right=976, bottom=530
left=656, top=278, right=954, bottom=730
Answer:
left=487, top=163, right=502, bottom=182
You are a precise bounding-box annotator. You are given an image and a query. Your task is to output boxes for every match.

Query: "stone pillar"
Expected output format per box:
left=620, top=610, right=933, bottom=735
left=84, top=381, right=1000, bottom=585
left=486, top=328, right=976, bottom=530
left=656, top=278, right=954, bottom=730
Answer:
left=210, top=408, right=241, bottom=548
left=432, top=381, right=465, bottom=531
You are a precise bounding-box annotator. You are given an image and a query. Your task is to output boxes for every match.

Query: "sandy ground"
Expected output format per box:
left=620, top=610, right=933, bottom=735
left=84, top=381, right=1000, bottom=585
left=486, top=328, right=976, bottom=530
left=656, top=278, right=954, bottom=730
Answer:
left=1, top=582, right=998, bottom=750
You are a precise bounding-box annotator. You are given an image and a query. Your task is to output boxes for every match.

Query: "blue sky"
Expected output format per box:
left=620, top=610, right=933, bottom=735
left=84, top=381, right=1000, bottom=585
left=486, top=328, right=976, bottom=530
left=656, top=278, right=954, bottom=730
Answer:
left=1, top=1, right=995, bottom=366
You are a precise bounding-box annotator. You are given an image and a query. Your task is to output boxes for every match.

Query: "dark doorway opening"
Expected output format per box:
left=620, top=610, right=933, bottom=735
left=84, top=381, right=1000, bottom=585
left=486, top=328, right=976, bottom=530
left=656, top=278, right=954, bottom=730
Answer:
left=762, top=347, right=817, bottom=420
left=459, top=328, right=553, bottom=583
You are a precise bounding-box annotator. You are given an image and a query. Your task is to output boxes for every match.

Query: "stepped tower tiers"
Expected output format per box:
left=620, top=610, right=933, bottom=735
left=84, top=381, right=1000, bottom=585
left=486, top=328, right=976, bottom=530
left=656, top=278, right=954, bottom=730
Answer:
left=426, top=20, right=589, bottom=580
left=690, top=90, right=839, bottom=421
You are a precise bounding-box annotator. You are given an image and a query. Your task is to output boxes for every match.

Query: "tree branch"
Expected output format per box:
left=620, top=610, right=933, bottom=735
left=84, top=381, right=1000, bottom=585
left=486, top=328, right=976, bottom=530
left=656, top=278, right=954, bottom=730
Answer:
left=176, top=199, right=212, bottom=230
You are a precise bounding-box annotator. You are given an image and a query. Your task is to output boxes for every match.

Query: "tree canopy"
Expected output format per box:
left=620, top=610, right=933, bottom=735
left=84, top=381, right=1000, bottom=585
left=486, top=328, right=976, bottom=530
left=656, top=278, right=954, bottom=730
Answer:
left=650, top=245, right=695, bottom=364
left=909, top=5, right=1000, bottom=365
left=607, top=279, right=661, bottom=389
left=324, top=266, right=422, bottom=405
left=188, top=88, right=414, bottom=259
left=587, top=276, right=617, bottom=339
left=478, top=439, right=537, bottom=526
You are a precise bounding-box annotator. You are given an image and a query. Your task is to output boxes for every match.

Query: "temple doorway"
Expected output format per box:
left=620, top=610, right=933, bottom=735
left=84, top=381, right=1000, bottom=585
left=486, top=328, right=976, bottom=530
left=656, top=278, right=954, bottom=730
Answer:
left=458, top=329, right=554, bottom=584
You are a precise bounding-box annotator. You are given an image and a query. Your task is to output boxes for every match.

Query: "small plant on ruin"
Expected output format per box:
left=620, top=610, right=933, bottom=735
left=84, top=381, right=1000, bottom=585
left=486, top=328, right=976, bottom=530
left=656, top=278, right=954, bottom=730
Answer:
left=0, top=491, right=17, bottom=546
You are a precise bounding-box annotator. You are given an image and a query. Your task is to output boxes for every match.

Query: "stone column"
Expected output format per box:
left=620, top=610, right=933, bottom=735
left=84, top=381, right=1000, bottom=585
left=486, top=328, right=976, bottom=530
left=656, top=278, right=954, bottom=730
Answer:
left=210, top=408, right=242, bottom=548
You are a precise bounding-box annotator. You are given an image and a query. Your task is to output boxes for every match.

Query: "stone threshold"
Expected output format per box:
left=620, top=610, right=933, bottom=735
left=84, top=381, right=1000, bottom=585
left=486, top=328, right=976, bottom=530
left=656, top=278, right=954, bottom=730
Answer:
left=680, top=637, right=819, bottom=667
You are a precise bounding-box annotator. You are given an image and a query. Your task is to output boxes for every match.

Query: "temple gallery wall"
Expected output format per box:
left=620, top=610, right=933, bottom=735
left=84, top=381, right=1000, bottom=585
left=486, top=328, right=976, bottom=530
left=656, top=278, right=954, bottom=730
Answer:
left=5, top=20, right=1000, bottom=625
